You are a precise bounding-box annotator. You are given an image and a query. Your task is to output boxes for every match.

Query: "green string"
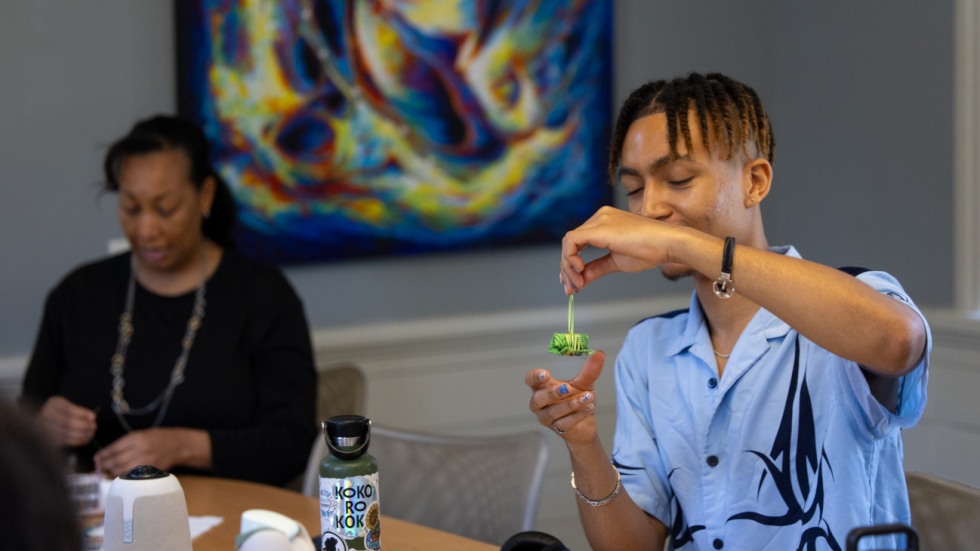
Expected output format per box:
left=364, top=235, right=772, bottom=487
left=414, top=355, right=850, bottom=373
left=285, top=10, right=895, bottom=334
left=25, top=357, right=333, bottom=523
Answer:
left=568, top=294, right=575, bottom=335
left=549, top=294, right=593, bottom=356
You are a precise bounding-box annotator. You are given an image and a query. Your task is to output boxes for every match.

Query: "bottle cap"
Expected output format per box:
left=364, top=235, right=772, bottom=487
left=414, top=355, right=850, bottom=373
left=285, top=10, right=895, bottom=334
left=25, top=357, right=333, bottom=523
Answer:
left=324, top=415, right=372, bottom=460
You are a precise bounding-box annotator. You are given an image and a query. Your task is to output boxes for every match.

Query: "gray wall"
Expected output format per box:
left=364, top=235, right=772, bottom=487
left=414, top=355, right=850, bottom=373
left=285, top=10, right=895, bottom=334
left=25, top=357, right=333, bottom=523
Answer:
left=0, top=1, right=953, bottom=358
left=764, top=3, right=954, bottom=292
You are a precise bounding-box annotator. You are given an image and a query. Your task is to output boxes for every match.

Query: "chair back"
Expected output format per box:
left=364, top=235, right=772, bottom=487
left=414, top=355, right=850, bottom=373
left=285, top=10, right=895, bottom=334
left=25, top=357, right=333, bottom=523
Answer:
left=300, top=364, right=366, bottom=496
left=369, top=425, right=549, bottom=545
left=305, top=424, right=549, bottom=545
left=906, top=471, right=980, bottom=551
left=314, top=363, right=366, bottom=425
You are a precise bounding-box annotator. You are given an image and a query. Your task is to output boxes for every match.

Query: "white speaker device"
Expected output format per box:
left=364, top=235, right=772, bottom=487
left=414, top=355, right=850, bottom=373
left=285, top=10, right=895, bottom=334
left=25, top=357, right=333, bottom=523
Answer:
left=103, top=465, right=192, bottom=551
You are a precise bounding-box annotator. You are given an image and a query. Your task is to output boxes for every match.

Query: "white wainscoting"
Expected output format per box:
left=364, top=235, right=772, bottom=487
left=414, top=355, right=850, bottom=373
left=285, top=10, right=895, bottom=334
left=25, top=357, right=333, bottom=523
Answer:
left=1, top=301, right=977, bottom=549
left=0, top=355, right=26, bottom=404
left=902, top=310, right=980, bottom=488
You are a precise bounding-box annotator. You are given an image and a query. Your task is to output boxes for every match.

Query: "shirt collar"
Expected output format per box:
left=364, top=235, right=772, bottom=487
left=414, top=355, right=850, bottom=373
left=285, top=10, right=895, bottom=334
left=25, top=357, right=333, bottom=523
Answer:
left=665, top=245, right=801, bottom=359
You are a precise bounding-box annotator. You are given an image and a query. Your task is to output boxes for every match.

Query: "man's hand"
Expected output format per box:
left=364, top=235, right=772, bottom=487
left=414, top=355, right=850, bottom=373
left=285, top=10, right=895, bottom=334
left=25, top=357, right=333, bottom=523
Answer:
left=526, top=351, right=606, bottom=444
left=560, top=207, right=680, bottom=293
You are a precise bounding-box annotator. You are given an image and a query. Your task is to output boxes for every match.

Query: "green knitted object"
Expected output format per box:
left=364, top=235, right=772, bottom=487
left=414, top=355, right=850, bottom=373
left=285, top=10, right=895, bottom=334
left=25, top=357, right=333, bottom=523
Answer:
left=549, top=295, right=595, bottom=356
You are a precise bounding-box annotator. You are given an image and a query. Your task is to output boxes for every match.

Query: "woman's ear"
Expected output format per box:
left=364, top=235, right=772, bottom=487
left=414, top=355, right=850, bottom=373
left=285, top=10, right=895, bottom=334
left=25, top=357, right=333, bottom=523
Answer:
left=200, top=176, right=217, bottom=217
left=743, top=158, right=772, bottom=207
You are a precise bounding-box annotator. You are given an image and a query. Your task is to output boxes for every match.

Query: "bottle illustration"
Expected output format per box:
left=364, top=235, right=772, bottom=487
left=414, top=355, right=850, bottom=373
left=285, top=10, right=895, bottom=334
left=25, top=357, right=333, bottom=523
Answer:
left=319, top=415, right=381, bottom=551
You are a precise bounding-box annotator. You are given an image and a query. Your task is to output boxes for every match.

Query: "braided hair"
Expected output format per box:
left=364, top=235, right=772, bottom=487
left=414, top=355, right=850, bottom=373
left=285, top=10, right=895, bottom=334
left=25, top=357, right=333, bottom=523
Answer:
left=607, top=72, right=775, bottom=184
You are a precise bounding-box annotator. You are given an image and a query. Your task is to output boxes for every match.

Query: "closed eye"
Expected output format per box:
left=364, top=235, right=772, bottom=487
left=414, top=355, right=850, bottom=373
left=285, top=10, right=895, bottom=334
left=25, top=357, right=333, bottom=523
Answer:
left=156, top=203, right=179, bottom=217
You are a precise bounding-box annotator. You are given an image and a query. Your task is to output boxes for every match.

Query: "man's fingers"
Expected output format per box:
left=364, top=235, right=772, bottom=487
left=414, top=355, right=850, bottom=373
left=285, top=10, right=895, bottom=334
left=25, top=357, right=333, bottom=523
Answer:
left=582, top=254, right=622, bottom=285
left=551, top=402, right=597, bottom=435
left=568, top=350, right=605, bottom=392
left=525, top=369, right=551, bottom=389
left=561, top=242, right=628, bottom=293
left=559, top=259, right=585, bottom=293
left=531, top=352, right=606, bottom=409
left=527, top=352, right=604, bottom=416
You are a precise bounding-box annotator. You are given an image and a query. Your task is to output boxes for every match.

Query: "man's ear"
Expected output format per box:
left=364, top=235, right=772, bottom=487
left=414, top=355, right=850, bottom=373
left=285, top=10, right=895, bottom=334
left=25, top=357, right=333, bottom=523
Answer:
left=743, top=158, right=772, bottom=207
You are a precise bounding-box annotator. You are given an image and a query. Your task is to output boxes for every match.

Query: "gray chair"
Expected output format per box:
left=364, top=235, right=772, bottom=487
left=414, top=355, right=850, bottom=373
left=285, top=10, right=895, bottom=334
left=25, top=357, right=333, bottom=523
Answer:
left=906, top=471, right=980, bottom=551
left=313, top=363, right=366, bottom=425
left=304, top=424, right=550, bottom=545
left=297, top=363, right=366, bottom=494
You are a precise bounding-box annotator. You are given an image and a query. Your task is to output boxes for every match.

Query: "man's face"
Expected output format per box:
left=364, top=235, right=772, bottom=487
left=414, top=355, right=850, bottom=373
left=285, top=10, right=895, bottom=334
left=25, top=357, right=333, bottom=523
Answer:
left=618, top=112, right=751, bottom=280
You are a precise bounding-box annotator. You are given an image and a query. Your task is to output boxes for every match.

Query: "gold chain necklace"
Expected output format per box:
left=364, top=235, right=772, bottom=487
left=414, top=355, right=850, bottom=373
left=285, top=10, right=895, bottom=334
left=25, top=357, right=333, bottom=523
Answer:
left=110, top=252, right=207, bottom=432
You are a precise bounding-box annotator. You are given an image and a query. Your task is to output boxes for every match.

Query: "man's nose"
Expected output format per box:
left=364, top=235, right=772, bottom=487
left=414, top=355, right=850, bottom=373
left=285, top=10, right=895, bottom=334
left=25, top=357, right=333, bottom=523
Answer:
left=637, top=187, right=671, bottom=220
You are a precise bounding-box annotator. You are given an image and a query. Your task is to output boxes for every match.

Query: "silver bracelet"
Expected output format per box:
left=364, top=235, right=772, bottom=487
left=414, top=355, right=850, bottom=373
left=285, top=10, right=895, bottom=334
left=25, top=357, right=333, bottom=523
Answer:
left=571, top=469, right=622, bottom=507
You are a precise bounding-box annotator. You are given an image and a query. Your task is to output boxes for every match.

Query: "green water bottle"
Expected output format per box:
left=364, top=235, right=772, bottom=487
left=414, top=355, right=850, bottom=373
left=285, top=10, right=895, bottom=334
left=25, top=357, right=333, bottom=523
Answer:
left=319, top=415, right=381, bottom=551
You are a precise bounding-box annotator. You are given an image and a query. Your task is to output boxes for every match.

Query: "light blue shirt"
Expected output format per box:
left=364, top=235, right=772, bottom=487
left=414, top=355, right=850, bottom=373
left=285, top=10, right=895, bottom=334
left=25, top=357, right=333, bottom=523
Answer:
left=611, top=246, right=930, bottom=551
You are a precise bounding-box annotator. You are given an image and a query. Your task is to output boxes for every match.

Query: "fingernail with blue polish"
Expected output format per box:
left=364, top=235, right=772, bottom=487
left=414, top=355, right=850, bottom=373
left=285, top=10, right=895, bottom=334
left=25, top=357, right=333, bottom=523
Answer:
left=536, top=371, right=547, bottom=382
left=579, top=392, right=592, bottom=403
left=558, top=384, right=569, bottom=395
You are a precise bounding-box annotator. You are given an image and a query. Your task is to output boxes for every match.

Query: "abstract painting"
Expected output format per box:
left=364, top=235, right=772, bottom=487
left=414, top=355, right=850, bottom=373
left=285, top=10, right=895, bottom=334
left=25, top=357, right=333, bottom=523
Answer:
left=178, top=1, right=612, bottom=263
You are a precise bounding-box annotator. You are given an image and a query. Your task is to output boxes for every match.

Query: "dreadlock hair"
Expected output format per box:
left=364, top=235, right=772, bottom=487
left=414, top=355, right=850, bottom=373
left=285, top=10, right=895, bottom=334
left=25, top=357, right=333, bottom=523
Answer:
left=607, top=72, right=775, bottom=184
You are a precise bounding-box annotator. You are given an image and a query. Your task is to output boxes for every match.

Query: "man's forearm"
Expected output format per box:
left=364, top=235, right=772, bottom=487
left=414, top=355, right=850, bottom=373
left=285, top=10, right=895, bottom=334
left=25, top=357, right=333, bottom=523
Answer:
left=567, top=438, right=666, bottom=550
left=671, top=230, right=926, bottom=375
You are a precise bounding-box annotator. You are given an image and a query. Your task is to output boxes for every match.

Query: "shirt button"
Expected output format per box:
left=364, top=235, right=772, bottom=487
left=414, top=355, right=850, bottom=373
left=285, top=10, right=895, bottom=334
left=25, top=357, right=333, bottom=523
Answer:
left=708, top=377, right=718, bottom=389
left=713, top=538, right=724, bottom=549
left=706, top=455, right=719, bottom=467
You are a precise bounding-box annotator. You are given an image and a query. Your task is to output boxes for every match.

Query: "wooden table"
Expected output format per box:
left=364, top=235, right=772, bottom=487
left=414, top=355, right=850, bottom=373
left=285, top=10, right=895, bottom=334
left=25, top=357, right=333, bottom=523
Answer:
left=177, top=475, right=497, bottom=551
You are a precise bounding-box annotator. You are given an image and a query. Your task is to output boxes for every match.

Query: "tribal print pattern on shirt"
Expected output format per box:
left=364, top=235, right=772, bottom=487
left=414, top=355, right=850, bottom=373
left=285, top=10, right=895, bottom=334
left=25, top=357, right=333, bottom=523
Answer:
left=726, top=337, right=842, bottom=551
left=659, top=337, right=841, bottom=550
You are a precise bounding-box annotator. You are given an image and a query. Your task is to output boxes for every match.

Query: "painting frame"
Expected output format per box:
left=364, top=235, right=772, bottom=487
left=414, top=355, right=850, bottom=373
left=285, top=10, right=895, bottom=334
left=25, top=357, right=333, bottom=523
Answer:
left=176, top=1, right=613, bottom=264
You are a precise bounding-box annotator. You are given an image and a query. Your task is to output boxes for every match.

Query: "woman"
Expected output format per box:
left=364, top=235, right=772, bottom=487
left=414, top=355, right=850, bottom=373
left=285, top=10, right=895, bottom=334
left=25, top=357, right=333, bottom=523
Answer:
left=20, top=115, right=317, bottom=486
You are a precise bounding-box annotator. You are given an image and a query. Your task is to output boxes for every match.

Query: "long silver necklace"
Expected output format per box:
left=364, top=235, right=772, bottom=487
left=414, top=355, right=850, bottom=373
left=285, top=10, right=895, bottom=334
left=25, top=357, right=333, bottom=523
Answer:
left=110, top=252, right=207, bottom=432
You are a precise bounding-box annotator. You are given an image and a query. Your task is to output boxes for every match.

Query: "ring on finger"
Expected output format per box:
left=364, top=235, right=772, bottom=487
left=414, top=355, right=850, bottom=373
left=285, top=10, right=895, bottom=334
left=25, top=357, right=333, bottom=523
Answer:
left=552, top=419, right=567, bottom=436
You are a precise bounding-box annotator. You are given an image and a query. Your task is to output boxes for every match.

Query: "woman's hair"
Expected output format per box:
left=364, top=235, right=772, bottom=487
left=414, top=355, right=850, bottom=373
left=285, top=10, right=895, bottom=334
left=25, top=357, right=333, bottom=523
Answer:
left=608, top=72, right=775, bottom=184
left=103, top=114, right=237, bottom=249
left=0, top=405, right=81, bottom=551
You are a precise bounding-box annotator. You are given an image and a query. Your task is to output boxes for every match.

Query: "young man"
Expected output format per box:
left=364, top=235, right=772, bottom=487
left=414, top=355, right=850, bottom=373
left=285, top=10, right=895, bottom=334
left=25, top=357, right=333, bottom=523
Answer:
left=526, top=73, right=930, bottom=550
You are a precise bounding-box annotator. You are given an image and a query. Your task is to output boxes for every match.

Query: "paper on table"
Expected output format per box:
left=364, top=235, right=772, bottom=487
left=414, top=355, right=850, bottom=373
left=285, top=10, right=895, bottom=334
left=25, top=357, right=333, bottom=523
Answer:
left=84, top=515, right=223, bottom=549
left=189, top=516, right=224, bottom=538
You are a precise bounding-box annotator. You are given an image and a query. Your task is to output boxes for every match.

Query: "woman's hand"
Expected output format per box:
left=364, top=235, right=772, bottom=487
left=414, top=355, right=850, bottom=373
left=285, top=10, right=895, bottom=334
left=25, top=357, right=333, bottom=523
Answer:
left=37, top=396, right=97, bottom=447
left=94, top=427, right=211, bottom=478
left=526, top=351, right=606, bottom=445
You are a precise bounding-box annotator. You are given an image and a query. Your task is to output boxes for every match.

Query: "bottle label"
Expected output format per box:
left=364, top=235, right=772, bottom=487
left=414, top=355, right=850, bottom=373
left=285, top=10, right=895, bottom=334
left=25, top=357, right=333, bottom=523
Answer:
left=319, top=473, right=381, bottom=551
